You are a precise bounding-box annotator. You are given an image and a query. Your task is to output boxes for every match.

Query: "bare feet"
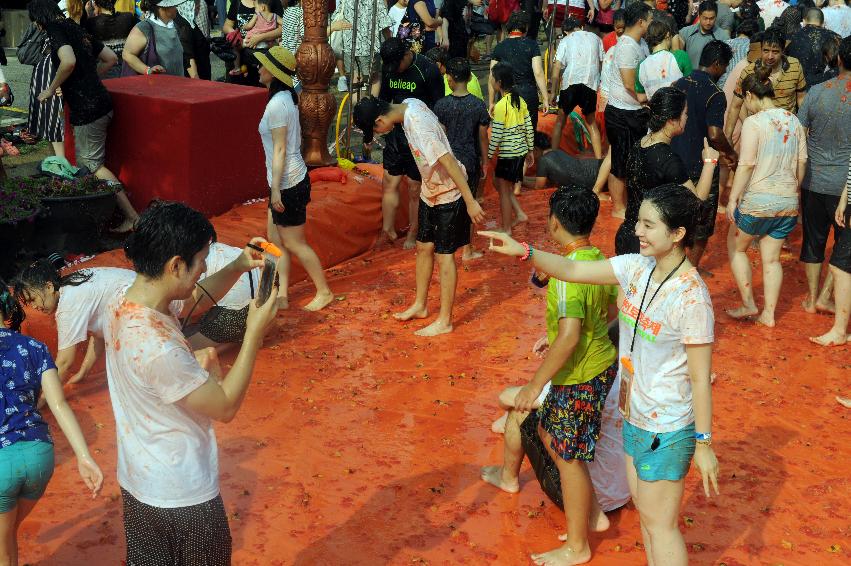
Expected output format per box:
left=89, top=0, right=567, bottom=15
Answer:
left=375, top=229, right=397, bottom=248
left=589, top=508, right=610, bottom=532
left=393, top=304, right=429, bottom=322
left=462, top=247, right=484, bottom=262
left=402, top=236, right=417, bottom=250
left=531, top=543, right=592, bottom=566
left=810, top=329, right=849, bottom=347
left=512, top=213, right=529, bottom=228
left=491, top=412, right=508, bottom=434
left=414, top=319, right=453, bottom=337
left=802, top=297, right=835, bottom=314
left=755, top=312, right=775, bottom=327
left=837, top=396, right=851, bottom=408
left=514, top=184, right=521, bottom=196
left=276, top=295, right=289, bottom=310
left=480, top=465, right=520, bottom=493
left=726, top=305, right=759, bottom=320
left=304, top=291, right=334, bottom=312
left=697, top=267, right=714, bottom=278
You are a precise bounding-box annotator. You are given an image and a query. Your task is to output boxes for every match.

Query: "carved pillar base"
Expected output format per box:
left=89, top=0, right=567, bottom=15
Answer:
left=297, top=3, right=337, bottom=167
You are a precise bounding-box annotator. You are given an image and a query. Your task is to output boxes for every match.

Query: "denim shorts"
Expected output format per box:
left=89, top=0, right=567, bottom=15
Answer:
left=734, top=209, right=797, bottom=240
left=0, top=441, right=55, bottom=512
left=623, top=420, right=695, bottom=482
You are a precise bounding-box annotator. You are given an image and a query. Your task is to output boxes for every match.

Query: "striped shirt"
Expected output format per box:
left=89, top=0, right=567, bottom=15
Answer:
left=735, top=56, right=807, bottom=113
left=488, top=94, right=534, bottom=159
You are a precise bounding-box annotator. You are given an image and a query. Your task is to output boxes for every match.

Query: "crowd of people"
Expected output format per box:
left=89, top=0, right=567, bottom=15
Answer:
left=1, top=0, right=850, bottom=564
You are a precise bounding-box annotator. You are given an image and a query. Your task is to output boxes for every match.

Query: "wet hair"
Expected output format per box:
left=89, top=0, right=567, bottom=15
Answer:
left=651, top=10, right=677, bottom=35
left=562, top=17, right=582, bottom=33
left=612, top=9, right=625, bottom=24
left=840, top=36, right=851, bottom=70
left=28, top=0, right=63, bottom=26
left=491, top=62, right=522, bottom=110
left=804, top=6, right=824, bottom=24
left=380, top=37, right=408, bottom=73
left=647, top=86, right=687, bottom=133
left=533, top=131, right=551, bottom=150
left=268, top=76, right=299, bottom=104
left=425, top=47, right=449, bottom=67
left=750, top=30, right=764, bottom=45
left=643, top=183, right=706, bottom=249
left=445, top=57, right=472, bottom=83
left=124, top=201, right=215, bottom=278
left=772, top=6, right=802, bottom=38
left=507, top=11, right=530, bottom=33
left=737, top=0, right=761, bottom=23
left=736, top=18, right=759, bottom=38
left=740, top=65, right=775, bottom=98
left=94, top=0, right=117, bottom=11
left=761, top=27, right=785, bottom=49
left=646, top=21, right=671, bottom=50
left=623, top=2, right=651, bottom=28
left=13, top=254, right=93, bottom=306
left=697, top=0, right=718, bottom=16
left=549, top=186, right=600, bottom=237
left=0, top=282, right=26, bottom=333
left=824, top=35, right=840, bottom=68
left=699, top=39, right=733, bottom=68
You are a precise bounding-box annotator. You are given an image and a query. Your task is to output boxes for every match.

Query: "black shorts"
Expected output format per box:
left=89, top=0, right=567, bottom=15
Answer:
left=800, top=190, right=843, bottom=264
left=692, top=171, right=720, bottom=242
left=383, top=126, right=422, bottom=181
left=829, top=210, right=851, bottom=274
left=495, top=156, right=525, bottom=183
left=516, top=84, right=539, bottom=131
left=559, top=84, right=597, bottom=117
left=416, top=197, right=471, bottom=254
left=122, top=488, right=232, bottom=566
left=604, top=105, right=649, bottom=180
left=461, top=160, right=482, bottom=198
left=270, top=174, right=311, bottom=227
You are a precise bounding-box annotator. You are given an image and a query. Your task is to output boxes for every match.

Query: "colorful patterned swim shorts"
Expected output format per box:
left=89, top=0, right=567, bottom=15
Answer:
left=538, top=363, right=617, bottom=462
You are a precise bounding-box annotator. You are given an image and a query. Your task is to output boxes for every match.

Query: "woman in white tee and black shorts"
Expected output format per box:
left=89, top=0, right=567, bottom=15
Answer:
left=255, top=46, right=334, bottom=312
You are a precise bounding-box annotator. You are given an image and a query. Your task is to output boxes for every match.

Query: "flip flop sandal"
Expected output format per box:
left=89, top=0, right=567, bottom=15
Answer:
left=15, top=128, right=38, bottom=145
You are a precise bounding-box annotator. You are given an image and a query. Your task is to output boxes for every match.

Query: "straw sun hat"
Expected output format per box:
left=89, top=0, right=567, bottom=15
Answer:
left=254, top=46, right=297, bottom=88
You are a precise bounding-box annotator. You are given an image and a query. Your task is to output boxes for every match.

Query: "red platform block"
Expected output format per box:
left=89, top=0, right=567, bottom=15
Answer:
left=66, top=75, right=269, bottom=217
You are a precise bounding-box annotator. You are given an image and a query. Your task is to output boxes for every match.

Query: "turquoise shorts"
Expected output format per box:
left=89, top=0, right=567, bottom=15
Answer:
left=622, top=420, right=695, bottom=482
left=734, top=209, right=797, bottom=240
left=0, top=441, right=55, bottom=512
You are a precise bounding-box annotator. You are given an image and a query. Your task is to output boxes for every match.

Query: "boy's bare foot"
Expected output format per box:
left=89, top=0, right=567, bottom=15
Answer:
left=589, top=508, right=610, bottom=532
left=810, top=329, right=848, bottom=347
left=393, top=304, right=429, bottom=322
left=802, top=297, right=836, bottom=314
left=375, top=229, right=397, bottom=248
left=514, top=185, right=521, bottom=196
left=531, top=543, right=592, bottom=565
left=480, top=465, right=520, bottom=493
left=276, top=295, right=289, bottom=310
left=512, top=213, right=529, bottom=227
left=726, top=305, right=759, bottom=320
left=755, top=312, right=775, bottom=327
left=402, top=236, right=417, bottom=250
left=414, top=319, right=453, bottom=337
left=491, top=412, right=508, bottom=434
left=837, top=396, right=851, bottom=408
left=304, top=291, right=334, bottom=312
left=462, top=248, right=484, bottom=262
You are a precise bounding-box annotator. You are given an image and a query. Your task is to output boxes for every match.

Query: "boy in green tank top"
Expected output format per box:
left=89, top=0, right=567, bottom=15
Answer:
left=482, top=186, right=619, bottom=565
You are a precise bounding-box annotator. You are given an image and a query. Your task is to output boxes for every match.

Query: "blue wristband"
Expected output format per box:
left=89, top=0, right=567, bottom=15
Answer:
left=694, top=432, right=712, bottom=441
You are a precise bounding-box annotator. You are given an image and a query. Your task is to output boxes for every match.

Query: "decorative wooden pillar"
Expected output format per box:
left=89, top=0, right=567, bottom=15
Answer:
left=297, top=0, right=337, bottom=166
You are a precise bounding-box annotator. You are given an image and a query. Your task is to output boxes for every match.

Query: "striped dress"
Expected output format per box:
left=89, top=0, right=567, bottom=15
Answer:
left=487, top=93, right=534, bottom=160
left=27, top=40, right=64, bottom=143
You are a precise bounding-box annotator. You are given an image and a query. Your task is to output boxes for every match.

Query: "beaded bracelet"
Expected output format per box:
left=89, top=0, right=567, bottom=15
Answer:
left=519, top=242, right=533, bottom=261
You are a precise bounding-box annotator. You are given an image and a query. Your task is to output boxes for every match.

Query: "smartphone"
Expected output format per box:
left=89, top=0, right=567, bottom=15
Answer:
left=256, top=258, right=277, bottom=307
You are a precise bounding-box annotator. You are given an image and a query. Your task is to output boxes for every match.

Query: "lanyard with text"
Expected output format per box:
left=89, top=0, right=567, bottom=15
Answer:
left=618, top=255, right=688, bottom=419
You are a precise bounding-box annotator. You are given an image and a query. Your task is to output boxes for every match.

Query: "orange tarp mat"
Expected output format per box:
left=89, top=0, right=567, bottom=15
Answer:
left=17, top=178, right=851, bottom=564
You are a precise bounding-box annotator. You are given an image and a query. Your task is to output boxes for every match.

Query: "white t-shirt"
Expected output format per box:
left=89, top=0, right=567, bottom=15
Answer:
left=638, top=50, right=683, bottom=100
left=601, top=35, right=646, bottom=111
left=609, top=254, right=714, bottom=433
left=403, top=98, right=465, bottom=207
left=259, top=90, right=308, bottom=191
left=556, top=30, right=604, bottom=91
left=104, top=298, right=219, bottom=508
left=388, top=4, right=406, bottom=37
left=55, top=267, right=136, bottom=351
left=823, top=5, right=851, bottom=39
left=756, top=0, right=789, bottom=29
left=201, top=243, right=261, bottom=311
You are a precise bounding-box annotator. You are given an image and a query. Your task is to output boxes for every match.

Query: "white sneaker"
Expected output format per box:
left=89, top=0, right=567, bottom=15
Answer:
left=337, top=76, right=349, bottom=92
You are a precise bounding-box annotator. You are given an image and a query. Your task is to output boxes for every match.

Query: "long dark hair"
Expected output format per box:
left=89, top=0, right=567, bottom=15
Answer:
left=0, top=282, right=25, bottom=332
left=740, top=65, right=775, bottom=99
left=28, top=0, right=63, bottom=26
left=13, top=255, right=93, bottom=306
left=647, top=87, right=687, bottom=133
left=269, top=77, right=299, bottom=105
left=491, top=62, right=521, bottom=110
left=643, top=183, right=707, bottom=249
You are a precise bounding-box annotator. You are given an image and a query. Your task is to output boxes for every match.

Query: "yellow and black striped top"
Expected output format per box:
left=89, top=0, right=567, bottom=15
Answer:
left=487, top=93, right=535, bottom=160
left=735, top=56, right=807, bottom=113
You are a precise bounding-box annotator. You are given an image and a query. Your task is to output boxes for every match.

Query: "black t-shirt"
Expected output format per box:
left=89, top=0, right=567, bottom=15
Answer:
left=491, top=37, right=540, bottom=91
left=787, top=26, right=839, bottom=89
left=433, top=93, right=490, bottom=173
left=378, top=53, right=444, bottom=107
left=670, top=70, right=726, bottom=180
left=84, top=12, right=137, bottom=42
left=228, top=0, right=256, bottom=30
left=625, top=142, right=689, bottom=222
left=46, top=19, right=112, bottom=126
left=537, top=150, right=603, bottom=189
